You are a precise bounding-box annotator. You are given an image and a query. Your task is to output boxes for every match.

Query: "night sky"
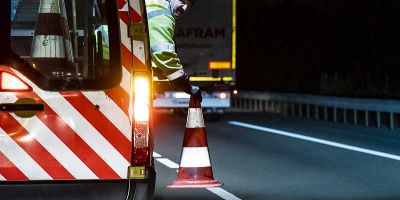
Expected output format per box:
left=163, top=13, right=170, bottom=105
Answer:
left=236, top=0, right=400, bottom=98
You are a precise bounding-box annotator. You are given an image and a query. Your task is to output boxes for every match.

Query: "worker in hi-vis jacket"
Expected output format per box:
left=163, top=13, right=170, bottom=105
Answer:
left=146, top=0, right=202, bottom=102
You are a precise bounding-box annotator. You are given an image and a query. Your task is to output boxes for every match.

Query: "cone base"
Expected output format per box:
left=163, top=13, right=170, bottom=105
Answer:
left=166, top=180, right=223, bottom=189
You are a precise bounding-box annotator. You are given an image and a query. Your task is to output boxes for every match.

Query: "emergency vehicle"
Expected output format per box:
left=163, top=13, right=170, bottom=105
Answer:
left=153, top=0, right=236, bottom=120
left=1, top=0, right=155, bottom=199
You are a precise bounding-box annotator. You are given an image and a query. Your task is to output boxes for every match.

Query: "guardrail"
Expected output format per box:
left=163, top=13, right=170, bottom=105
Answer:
left=232, top=91, right=400, bottom=130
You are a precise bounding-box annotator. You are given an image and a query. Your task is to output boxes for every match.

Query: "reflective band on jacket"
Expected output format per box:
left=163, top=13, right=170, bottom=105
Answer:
left=150, top=43, right=175, bottom=53
left=186, top=108, right=205, bottom=128
left=147, top=9, right=172, bottom=20
left=166, top=69, right=184, bottom=80
left=180, top=147, right=211, bottom=167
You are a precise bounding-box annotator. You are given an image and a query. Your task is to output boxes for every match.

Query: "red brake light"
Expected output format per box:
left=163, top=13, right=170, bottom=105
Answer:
left=0, top=72, right=31, bottom=92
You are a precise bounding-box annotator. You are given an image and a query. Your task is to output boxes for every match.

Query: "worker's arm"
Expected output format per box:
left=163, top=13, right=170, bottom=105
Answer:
left=147, top=5, right=201, bottom=101
left=148, top=12, right=185, bottom=80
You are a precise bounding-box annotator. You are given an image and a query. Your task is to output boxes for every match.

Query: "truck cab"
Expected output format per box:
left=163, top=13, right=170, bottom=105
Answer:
left=0, top=0, right=155, bottom=199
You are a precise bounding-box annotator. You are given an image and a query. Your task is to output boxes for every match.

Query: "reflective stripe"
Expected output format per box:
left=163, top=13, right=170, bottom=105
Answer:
left=0, top=128, right=51, bottom=180
left=150, top=43, right=175, bottom=53
left=11, top=115, right=98, bottom=179
left=166, top=68, right=184, bottom=80
left=82, top=91, right=132, bottom=140
left=186, top=108, right=205, bottom=128
left=133, top=40, right=146, bottom=64
left=39, top=0, right=61, bottom=13
left=180, top=147, right=211, bottom=167
left=147, top=9, right=172, bottom=20
left=0, top=174, right=5, bottom=180
left=119, top=19, right=131, bottom=50
left=14, top=72, right=130, bottom=178
left=120, top=66, right=131, bottom=94
left=129, top=0, right=142, bottom=15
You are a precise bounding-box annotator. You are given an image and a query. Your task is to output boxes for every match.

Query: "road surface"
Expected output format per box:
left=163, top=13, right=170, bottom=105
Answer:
left=153, top=111, right=400, bottom=200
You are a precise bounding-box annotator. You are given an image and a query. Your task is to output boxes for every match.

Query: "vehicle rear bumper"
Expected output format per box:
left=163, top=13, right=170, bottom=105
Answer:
left=0, top=167, right=156, bottom=200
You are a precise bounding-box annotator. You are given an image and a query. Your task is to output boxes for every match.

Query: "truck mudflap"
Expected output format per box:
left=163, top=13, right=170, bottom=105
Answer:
left=0, top=166, right=156, bottom=200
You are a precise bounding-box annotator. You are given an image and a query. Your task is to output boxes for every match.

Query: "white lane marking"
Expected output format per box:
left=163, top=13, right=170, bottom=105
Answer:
left=156, top=158, right=179, bottom=169
left=0, top=174, right=5, bottom=180
left=207, top=188, right=242, bottom=200
left=180, top=147, right=211, bottom=167
left=153, top=151, right=162, bottom=158
left=229, top=121, right=400, bottom=161
left=155, top=155, right=241, bottom=200
left=12, top=114, right=98, bottom=179
left=83, top=91, right=131, bottom=140
left=15, top=72, right=130, bottom=178
left=0, top=128, right=51, bottom=180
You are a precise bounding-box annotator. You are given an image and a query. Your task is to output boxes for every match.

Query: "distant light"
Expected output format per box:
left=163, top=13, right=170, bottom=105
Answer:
left=233, top=90, right=238, bottom=95
left=219, top=92, right=227, bottom=99
left=174, top=92, right=190, bottom=99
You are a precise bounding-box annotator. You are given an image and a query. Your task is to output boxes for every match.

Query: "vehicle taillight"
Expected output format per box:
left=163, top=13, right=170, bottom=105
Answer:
left=133, top=75, right=151, bottom=166
left=0, top=72, right=31, bottom=92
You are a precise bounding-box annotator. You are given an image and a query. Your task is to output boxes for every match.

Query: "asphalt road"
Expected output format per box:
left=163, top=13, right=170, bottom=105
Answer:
left=152, top=111, right=400, bottom=200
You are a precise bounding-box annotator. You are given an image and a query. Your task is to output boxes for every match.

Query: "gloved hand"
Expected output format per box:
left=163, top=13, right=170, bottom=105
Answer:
left=170, top=73, right=202, bottom=102
left=190, top=85, right=202, bottom=103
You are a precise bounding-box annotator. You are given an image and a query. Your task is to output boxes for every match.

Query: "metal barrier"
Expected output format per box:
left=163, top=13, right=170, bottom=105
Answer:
left=232, top=91, right=400, bottom=130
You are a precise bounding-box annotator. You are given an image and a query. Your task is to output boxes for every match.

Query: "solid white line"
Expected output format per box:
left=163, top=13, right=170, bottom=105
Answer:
left=156, top=158, right=179, bottom=169
left=153, top=151, right=162, bottom=158
left=229, top=121, right=400, bottom=161
left=83, top=91, right=132, bottom=140
left=16, top=73, right=130, bottom=178
left=0, top=174, right=5, bottom=180
left=207, top=188, right=242, bottom=200
left=0, top=128, right=51, bottom=180
left=12, top=114, right=98, bottom=179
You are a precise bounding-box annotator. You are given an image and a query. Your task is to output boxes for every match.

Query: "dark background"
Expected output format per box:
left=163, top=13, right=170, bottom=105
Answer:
left=236, top=0, right=400, bottom=99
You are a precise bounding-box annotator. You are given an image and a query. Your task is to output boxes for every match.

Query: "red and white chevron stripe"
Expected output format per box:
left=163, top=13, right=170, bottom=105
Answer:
left=0, top=0, right=148, bottom=181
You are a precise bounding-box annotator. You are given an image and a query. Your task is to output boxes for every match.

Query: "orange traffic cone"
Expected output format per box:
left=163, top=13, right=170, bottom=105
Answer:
left=167, top=96, right=223, bottom=189
left=30, top=0, right=75, bottom=78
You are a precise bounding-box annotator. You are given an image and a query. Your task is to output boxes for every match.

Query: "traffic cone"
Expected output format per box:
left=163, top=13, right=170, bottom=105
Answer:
left=167, top=95, right=223, bottom=188
left=30, top=0, right=75, bottom=78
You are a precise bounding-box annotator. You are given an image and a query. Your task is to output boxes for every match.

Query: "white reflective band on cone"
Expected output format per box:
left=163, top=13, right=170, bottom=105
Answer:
left=180, top=147, right=211, bottom=167
left=186, top=108, right=205, bottom=128
left=31, top=35, right=69, bottom=58
left=39, top=0, right=61, bottom=13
